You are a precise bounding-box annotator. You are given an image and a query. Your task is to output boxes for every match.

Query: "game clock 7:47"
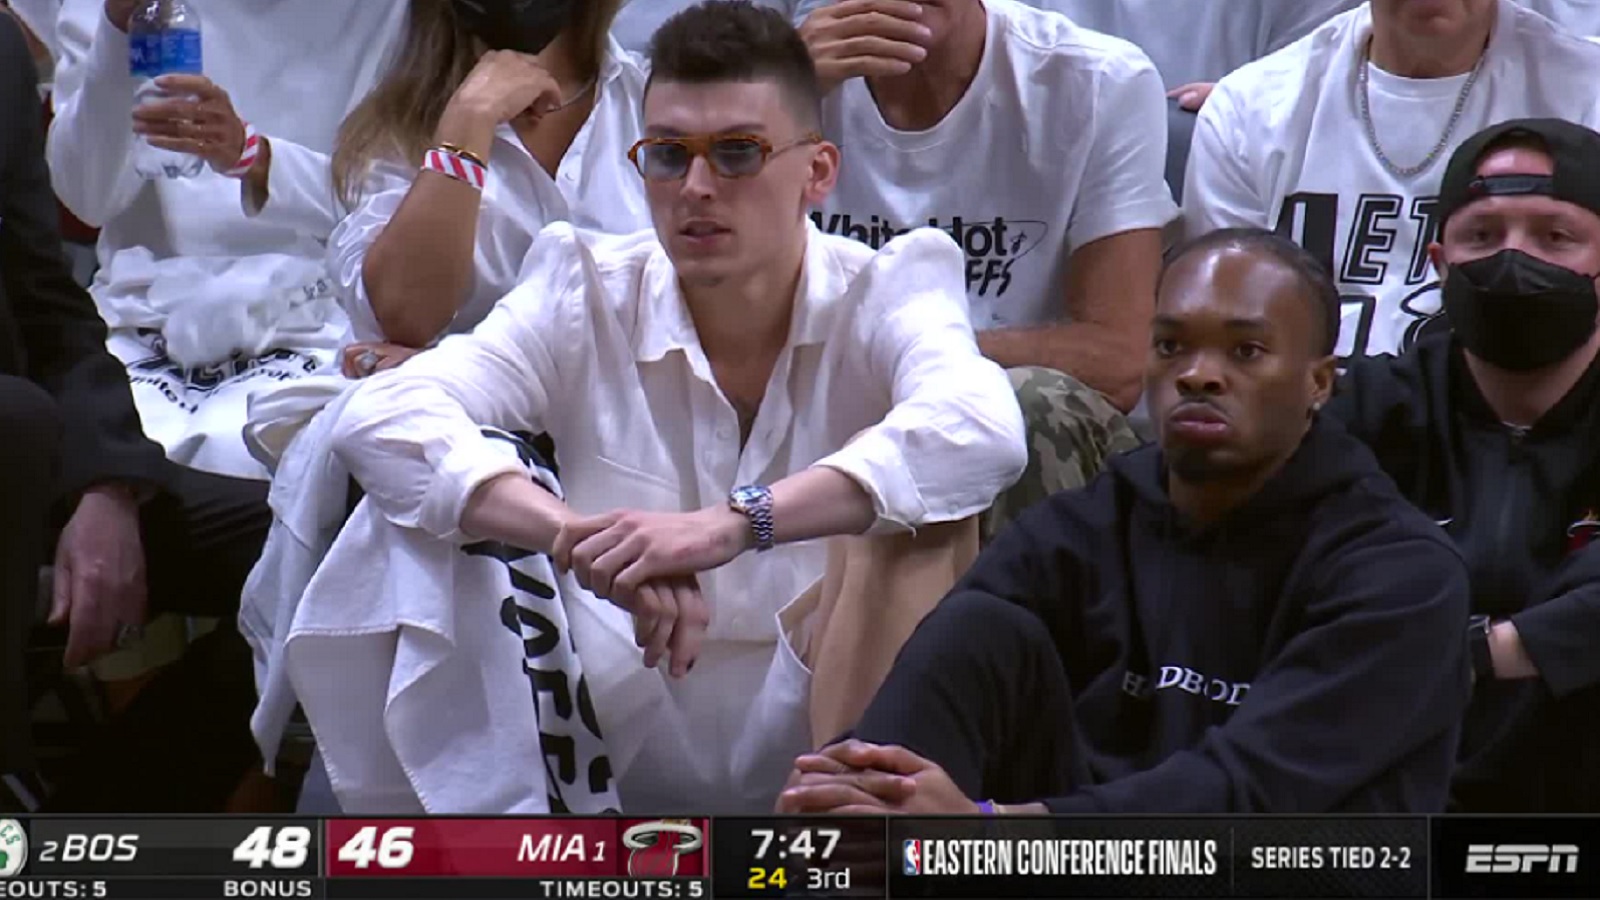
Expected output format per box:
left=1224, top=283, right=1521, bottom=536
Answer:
left=712, top=818, right=884, bottom=898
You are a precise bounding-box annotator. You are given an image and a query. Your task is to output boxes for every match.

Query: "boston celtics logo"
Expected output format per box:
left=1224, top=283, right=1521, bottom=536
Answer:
left=0, top=819, right=27, bottom=877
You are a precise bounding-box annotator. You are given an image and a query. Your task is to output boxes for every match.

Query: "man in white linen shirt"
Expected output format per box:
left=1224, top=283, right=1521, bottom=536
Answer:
left=329, top=1, right=1027, bottom=813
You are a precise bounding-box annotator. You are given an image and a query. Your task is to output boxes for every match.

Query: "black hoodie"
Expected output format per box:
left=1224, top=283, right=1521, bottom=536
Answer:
left=1328, top=332, right=1600, bottom=812
left=957, top=415, right=1470, bottom=813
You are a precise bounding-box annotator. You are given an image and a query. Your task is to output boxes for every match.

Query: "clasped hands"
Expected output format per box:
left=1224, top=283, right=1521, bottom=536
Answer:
left=775, top=740, right=980, bottom=815
left=550, top=505, right=753, bottom=678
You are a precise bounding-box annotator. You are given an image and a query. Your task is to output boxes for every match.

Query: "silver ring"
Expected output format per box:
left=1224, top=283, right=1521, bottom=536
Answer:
left=357, top=350, right=380, bottom=374
left=114, top=622, right=144, bottom=650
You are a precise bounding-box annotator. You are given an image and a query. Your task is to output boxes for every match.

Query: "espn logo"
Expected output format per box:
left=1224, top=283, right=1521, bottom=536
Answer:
left=1465, top=844, right=1580, bottom=874
left=903, top=839, right=922, bottom=876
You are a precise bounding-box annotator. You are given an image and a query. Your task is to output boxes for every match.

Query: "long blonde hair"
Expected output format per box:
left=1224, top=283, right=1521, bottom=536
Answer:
left=332, top=0, right=622, bottom=207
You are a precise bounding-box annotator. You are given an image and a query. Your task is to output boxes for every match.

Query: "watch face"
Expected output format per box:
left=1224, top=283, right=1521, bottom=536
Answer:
left=731, top=486, right=766, bottom=509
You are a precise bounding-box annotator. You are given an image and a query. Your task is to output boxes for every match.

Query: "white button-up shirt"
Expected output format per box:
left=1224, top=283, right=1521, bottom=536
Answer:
left=329, top=221, right=1025, bottom=810
left=327, top=38, right=653, bottom=343
left=333, top=221, right=1026, bottom=643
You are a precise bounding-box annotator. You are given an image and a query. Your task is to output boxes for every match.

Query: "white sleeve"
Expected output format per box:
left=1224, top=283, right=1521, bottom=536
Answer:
left=1179, top=83, right=1268, bottom=241
left=1066, top=56, right=1180, bottom=250
left=330, top=226, right=585, bottom=541
left=46, top=0, right=144, bottom=227
left=240, top=136, right=343, bottom=241
left=814, top=229, right=1028, bottom=533
left=325, top=159, right=419, bottom=344
left=1261, top=0, right=1362, bottom=54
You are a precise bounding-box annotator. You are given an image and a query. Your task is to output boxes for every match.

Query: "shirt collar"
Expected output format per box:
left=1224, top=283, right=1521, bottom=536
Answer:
left=632, top=220, right=844, bottom=363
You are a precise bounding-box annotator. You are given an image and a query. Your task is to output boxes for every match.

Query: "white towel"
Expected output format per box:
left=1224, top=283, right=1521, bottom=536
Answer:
left=243, top=424, right=620, bottom=814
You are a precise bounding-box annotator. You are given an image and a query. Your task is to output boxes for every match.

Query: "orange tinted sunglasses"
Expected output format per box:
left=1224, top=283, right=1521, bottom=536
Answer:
left=627, top=132, right=822, bottom=181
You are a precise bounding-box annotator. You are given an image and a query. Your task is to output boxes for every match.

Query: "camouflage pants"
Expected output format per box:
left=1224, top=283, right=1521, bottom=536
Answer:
left=981, top=366, right=1145, bottom=542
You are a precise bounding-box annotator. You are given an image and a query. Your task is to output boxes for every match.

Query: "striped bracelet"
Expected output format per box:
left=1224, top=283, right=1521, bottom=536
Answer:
left=424, top=145, right=488, bottom=190
left=222, top=121, right=261, bottom=178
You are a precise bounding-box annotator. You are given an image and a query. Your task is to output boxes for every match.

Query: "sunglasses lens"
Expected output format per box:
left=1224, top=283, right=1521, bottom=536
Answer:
left=640, top=142, right=691, bottom=180
left=709, top=138, right=766, bottom=176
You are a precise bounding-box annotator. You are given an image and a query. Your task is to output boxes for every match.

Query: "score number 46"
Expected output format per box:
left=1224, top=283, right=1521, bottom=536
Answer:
left=231, top=826, right=415, bottom=870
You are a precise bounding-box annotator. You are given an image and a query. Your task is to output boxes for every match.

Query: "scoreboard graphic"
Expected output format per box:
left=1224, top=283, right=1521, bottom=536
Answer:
left=0, top=815, right=1594, bottom=898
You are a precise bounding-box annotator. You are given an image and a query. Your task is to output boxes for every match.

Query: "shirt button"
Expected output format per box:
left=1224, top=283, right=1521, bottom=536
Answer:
left=716, top=426, right=734, bottom=441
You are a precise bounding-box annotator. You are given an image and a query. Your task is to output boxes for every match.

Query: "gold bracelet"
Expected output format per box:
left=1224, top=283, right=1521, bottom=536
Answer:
left=435, top=142, right=489, bottom=169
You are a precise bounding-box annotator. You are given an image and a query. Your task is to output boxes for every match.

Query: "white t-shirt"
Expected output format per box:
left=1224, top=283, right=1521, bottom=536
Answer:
left=1518, top=0, right=1600, bottom=34
left=1182, top=0, right=1600, bottom=360
left=612, top=0, right=803, bottom=53
left=813, top=0, right=1177, bottom=330
left=1037, top=0, right=1362, bottom=87
left=329, top=41, right=653, bottom=343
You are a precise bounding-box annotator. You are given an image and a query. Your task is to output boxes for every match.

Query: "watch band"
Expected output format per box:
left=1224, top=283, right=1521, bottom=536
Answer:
left=729, top=485, right=775, bottom=552
left=1467, top=615, right=1495, bottom=681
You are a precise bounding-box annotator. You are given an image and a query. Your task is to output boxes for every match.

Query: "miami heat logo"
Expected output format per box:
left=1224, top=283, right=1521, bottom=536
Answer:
left=1568, top=510, right=1600, bottom=553
left=622, top=820, right=703, bottom=877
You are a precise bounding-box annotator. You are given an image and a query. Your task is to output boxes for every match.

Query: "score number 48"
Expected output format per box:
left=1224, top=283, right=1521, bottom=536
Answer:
left=231, top=826, right=415, bottom=870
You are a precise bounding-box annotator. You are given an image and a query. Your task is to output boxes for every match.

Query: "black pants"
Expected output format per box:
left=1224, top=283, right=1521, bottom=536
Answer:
left=0, top=374, right=271, bottom=805
left=0, top=376, right=62, bottom=773
left=851, top=590, right=1089, bottom=804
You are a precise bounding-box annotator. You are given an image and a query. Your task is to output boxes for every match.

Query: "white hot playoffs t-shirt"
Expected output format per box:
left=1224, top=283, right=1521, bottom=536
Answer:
left=814, top=0, right=1177, bottom=330
left=1183, top=0, right=1600, bottom=360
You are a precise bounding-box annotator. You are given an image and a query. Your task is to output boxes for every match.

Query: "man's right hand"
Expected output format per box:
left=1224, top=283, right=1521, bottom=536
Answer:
left=436, top=50, right=564, bottom=158
left=105, top=0, right=141, bottom=33
left=799, top=0, right=932, bottom=94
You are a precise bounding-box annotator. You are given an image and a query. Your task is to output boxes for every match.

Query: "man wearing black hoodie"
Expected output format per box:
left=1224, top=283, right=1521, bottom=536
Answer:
left=778, top=228, right=1470, bottom=815
left=1326, top=118, right=1600, bottom=812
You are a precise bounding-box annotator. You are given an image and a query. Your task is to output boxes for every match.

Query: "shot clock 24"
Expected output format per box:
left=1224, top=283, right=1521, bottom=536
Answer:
left=713, top=818, right=884, bottom=898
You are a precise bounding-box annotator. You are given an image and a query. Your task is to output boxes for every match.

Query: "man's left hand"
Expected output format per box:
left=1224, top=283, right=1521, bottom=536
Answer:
left=48, top=485, right=149, bottom=667
left=776, top=740, right=980, bottom=815
left=554, top=505, right=752, bottom=600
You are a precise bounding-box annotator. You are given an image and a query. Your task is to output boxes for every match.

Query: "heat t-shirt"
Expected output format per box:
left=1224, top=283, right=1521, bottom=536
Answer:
left=813, top=0, right=1177, bottom=329
left=1182, top=0, right=1600, bottom=360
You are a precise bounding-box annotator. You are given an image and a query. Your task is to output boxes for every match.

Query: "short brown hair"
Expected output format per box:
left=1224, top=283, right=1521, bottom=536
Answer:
left=646, top=0, right=822, bottom=130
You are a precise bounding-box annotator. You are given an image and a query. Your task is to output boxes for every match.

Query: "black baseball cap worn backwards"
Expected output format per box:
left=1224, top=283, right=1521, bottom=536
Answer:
left=1437, top=117, right=1600, bottom=230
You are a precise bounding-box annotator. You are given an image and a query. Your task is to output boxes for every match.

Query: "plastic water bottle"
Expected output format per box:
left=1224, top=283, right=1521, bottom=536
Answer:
left=129, top=0, right=203, bottom=180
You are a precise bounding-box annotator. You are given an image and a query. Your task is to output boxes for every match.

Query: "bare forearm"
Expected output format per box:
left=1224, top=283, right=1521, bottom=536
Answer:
left=768, top=467, right=878, bottom=544
left=460, top=472, right=574, bottom=554
left=362, top=108, right=496, bottom=348
left=977, top=322, right=1145, bottom=411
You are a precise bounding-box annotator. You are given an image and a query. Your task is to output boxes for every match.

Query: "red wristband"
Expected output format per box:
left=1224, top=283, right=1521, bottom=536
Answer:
left=223, top=121, right=261, bottom=178
left=424, top=146, right=488, bottom=190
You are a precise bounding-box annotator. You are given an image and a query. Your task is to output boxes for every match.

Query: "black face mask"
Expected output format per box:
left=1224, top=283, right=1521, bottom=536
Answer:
left=1441, top=248, right=1600, bottom=371
left=451, top=0, right=577, bottom=55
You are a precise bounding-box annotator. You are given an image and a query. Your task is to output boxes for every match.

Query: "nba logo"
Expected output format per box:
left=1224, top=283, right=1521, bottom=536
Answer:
left=903, top=839, right=922, bottom=875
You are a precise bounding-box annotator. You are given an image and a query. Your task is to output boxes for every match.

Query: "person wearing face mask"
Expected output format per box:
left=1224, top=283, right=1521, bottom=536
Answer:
left=328, top=0, right=645, bottom=371
left=1328, top=118, right=1600, bottom=812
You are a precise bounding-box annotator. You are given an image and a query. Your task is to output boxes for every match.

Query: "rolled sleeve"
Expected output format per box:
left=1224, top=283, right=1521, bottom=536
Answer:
left=330, top=226, right=584, bottom=539
left=326, top=160, right=414, bottom=343
left=241, top=136, right=343, bottom=240
left=1065, top=54, right=1180, bottom=250
left=816, top=230, right=1028, bottom=531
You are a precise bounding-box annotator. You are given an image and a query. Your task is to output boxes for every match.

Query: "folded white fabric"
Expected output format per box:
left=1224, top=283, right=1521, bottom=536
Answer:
left=243, top=427, right=621, bottom=814
left=98, top=248, right=343, bottom=368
